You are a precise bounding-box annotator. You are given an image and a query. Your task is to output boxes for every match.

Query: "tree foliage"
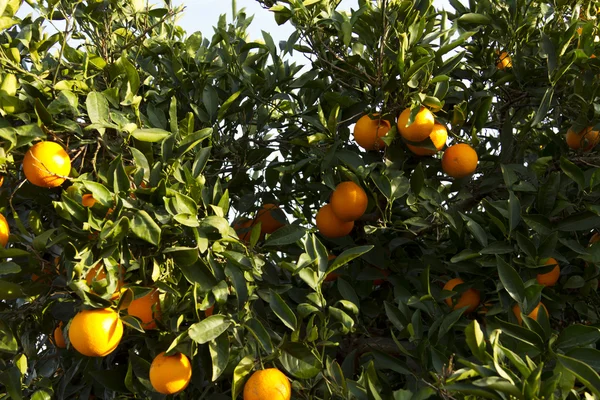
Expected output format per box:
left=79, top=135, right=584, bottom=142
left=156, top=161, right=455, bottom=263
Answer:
left=1, top=0, right=600, bottom=399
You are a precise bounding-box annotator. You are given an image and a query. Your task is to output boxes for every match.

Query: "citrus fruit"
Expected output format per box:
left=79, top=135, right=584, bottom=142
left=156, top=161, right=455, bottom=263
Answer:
left=0, top=213, right=9, bottom=247
left=86, top=263, right=125, bottom=299
left=0, top=175, right=4, bottom=187
left=315, top=204, right=354, bottom=238
left=397, top=107, right=435, bottom=142
left=23, top=141, right=71, bottom=188
left=330, top=181, right=368, bottom=222
left=149, top=352, right=192, bottom=394
left=127, top=289, right=161, bottom=330
left=255, top=203, right=285, bottom=235
left=512, top=303, right=548, bottom=325
left=406, top=123, right=447, bottom=156
left=205, top=304, right=214, bottom=317
left=590, top=232, right=600, bottom=245
left=443, top=278, right=480, bottom=313
left=536, top=258, right=560, bottom=287
left=53, top=322, right=66, bottom=348
left=233, top=218, right=253, bottom=242
left=496, top=51, right=512, bottom=69
left=566, top=126, right=600, bottom=151
left=82, top=194, right=96, bottom=207
left=243, top=368, right=291, bottom=400
left=68, top=308, right=123, bottom=357
left=441, top=143, right=478, bottom=178
left=353, top=114, right=392, bottom=151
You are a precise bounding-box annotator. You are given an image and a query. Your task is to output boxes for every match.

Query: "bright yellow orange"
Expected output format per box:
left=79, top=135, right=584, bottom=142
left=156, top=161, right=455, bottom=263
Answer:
left=86, top=263, right=125, bottom=299
left=406, top=123, right=448, bottom=156
left=0, top=213, right=9, bottom=247
left=255, top=203, right=285, bottom=235
left=82, top=194, right=96, bottom=207
left=536, top=258, right=560, bottom=287
left=243, top=368, right=291, bottom=400
left=23, top=141, right=71, bottom=188
left=397, top=107, right=435, bottom=142
left=149, top=352, right=192, bottom=395
left=353, top=114, right=392, bottom=151
left=330, top=181, right=368, bottom=222
left=441, top=143, right=478, bottom=178
left=443, top=278, right=480, bottom=313
left=512, top=303, right=548, bottom=325
left=316, top=204, right=354, bottom=238
left=68, top=308, right=123, bottom=357
left=566, top=126, right=600, bottom=151
left=54, top=322, right=66, bottom=348
left=127, top=289, right=161, bottom=330
left=497, top=52, right=512, bottom=69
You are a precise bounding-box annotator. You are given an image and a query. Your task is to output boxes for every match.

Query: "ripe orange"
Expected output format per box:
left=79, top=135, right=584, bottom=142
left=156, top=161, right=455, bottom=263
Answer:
left=243, top=368, right=291, bottom=400
left=53, top=322, right=66, bottom=348
left=330, top=181, right=368, bottom=222
left=397, top=107, right=435, bottom=142
left=255, top=203, right=285, bottom=235
left=68, top=308, right=123, bottom=357
left=353, top=114, right=392, bottom=151
left=441, top=143, right=478, bottom=178
left=149, top=352, right=192, bottom=395
left=0, top=175, right=4, bottom=187
left=233, top=218, right=253, bottom=242
left=496, top=51, right=512, bottom=69
left=23, top=141, right=71, bottom=188
left=536, top=258, right=560, bottom=287
left=205, top=304, right=214, bottom=317
left=443, top=278, right=480, bottom=313
left=590, top=232, right=600, bottom=245
left=0, top=213, right=9, bottom=247
left=512, top=303, right=547, bottom=325
left=86, top=263, right=125, bottom=299
left=127, top=289, right=161, bottom=330
left=315, top=204, right=354, bottom=238
left=566, top=126, right=600, bottom=151
left=82, top=194, right=96, bottom=207
left=406, top=123, right=448, bottom=156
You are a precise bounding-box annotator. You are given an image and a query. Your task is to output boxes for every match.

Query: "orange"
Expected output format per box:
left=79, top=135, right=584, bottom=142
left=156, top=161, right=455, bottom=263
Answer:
left=243, top=368, right=291, bottom=400
left=53, top=322, right=66, bottom=348
left=406, top=123, right=448, bottom=156
left=23, top=141, right=71, bottom=188
left=324, top=273, right=340, bottom=282
left=441, top=143, right=478, bottom=178
left=0, top=213, right=9, bottom=247
left=330, top=181, right=368, bottom=222
left=233, top=218, right=253, bottom=242
left=205, top=304, right=214, bottom=317
left=315, top=204, right=354, bottom=238
left=255, top=203, right=285, bottom=235
left=512, top=303, right=548, bottom=325
left=353, top=114, right=392, bottom=151
left=566, top=126, right=600, bottom=151
left=68, top=308, right=123, bottom=357
left=496, top=51, right=512, bottom=69
left=82, top=194, right=96, bottom=207
left=443, top=278, right=480, bottom=313
left=149, top=352, right=192, bottom=394
left=397, top=107, right=435, bottom=142
left=373, top=268, right=390, bottom=286
left=536, top=257, right=560, bottom=287
left=0, top=175, right=3, bottom=187
left=86, top=263, right=125, bottom=299
left=127, top=289, right=161, bottom=330
left=590, top=232, right=600, bottom=245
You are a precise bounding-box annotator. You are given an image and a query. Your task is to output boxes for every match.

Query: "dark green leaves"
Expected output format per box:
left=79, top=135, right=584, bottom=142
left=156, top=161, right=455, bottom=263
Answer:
left=496, top=256, right=525, bottom=304
left=188, top=316, right=232, bottom=344
left=269, top=290, right=297, bottom=331
left=131, top=210, right=161, bottom=246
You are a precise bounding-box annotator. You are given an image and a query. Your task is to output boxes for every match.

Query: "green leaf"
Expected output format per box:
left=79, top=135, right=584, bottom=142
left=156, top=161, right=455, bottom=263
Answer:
left=496, top=256, right=525, bottom=304
left=86, top=91, right=109, bottom=125
left=82, top=181, right=113, bottom=207
left=327, top=245, right=373, bottom=276
left=410, top=163, right=425, bottom=196
left=188, top=315, right=232, bottom=344
left=208, top=333, right=229, bottom=382
left=465, top=320, right=487, bottom=361
left=217, top=90, right=242, bottom=119
left=557, top=212, right=600, bottom=231
left=264, top=224, right=306, bottom=246
left=457, top=13, right=492, bottom=25
left=557, top=354, right=600, bottom=397
left=0, top=279, right=23, bottom=300
left=508, top=192, right=520, bottom=233
left=556, top=325, right=600, bottom=351
left=244, top=318, right=274, bottom=353
left=460, top=212, right=488, bottom=246
left=232, top=356, right=254, bottom=400
left=131, top=210, right=161, bottom=246
left=560, top=156, right=585, bottom=189
left=0, top=366, right=23, bottom=400
left=269, top=290, right=297, bottom=331
left=444, top=383, right=502, bottom=400
left=279, top=342, right=321, bottom=379
left=0, top=320, right=18, bottom=354
left=566, top=348, right=600, bottom=372
left=131, top=128, right=170, bottom=142
left=532, top=87, right=553, bottom=126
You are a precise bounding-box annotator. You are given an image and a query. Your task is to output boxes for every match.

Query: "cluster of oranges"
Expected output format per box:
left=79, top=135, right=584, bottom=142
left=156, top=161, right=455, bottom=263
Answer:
left=315, top=181, right=368, bottom=238
left=566, top=126, right=600, bottom=151
left=353, top=106, right=479, bottom=179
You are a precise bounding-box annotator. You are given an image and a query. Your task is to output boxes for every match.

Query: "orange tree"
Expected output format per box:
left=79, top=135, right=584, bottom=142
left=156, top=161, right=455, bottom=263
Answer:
left=1, top=0, right=600, bottom=399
